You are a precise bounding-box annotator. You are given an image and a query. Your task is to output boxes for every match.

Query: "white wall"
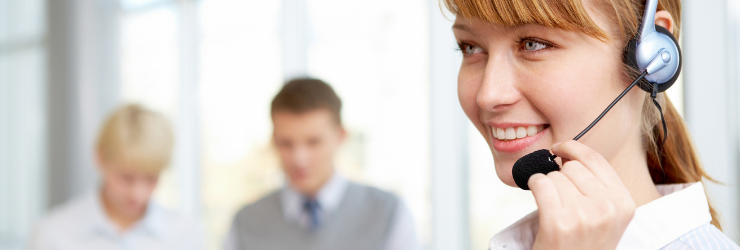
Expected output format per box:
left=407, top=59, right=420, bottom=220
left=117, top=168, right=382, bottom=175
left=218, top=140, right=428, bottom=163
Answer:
left=683, top=0, right=739, bottom=242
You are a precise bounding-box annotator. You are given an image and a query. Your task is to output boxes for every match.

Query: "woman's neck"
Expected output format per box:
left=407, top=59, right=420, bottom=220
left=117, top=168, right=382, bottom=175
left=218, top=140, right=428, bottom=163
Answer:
left=100, top=191, right=144, bottom=232
left=609, top=136, right=662, bottom=207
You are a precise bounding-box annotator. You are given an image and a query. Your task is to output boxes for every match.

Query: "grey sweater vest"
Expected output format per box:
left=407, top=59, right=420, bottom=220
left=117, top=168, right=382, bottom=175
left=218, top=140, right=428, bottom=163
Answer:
left=232, top=182, right=399, bottom=250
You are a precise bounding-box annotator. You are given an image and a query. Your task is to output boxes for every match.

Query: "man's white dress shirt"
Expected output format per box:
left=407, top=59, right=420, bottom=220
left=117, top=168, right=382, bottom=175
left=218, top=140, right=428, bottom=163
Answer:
left=28, top=190, right=205, bottom=250
left=224, top=173, right=421, bottom=250
left=488, top=182, right=739, bottom=250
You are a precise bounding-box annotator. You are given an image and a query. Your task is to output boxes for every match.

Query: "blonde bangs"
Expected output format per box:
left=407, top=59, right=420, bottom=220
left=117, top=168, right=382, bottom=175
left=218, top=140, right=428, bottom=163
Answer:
left=97, top=104, right=174, bottom=174
left=113, top=127, right=173, bottom=174
left=443, top=0, right=613, bottom=41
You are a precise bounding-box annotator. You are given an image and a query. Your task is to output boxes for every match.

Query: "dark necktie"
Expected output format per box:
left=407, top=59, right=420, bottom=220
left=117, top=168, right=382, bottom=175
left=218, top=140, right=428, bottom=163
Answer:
left=303, top=198, right=321, bottom=230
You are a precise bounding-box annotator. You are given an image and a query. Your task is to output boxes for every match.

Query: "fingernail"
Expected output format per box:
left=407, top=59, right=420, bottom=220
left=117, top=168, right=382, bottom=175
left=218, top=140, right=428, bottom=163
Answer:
left=552, top=142, right=562, bottom=148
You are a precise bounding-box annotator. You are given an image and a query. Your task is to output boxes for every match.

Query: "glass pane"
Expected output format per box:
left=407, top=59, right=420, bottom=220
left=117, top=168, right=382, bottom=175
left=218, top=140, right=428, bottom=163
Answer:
left=121, top=0, right=173, bottom=11
left=0, top=54, right=7, bottom=246
left=306, top=0, right=431, bottom=246
left=3, top=0, right=44, bottom=43
left=120, top=6, right=180, bottom=119
left=0, top=0, right=46, bottom=248
left=0, top=46, right=47, bottom=250
left=0, top=0, right=7, bottom=43
left=198, top=0, right=283, bottom=249
left=0, top=0, right=45, bottom=48
left=119, top=5, right=182, bottom=208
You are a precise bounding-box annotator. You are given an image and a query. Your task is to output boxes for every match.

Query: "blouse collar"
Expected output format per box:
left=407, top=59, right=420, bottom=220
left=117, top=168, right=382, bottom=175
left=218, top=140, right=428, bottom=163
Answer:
left=489, top=182, right=712, bottom=250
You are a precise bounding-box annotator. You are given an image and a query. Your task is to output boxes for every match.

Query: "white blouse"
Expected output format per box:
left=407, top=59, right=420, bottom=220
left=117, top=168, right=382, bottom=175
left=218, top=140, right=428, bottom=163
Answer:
left=489, top=182, right=739, bottom=250
left=28, top=190, right=205, bottom=250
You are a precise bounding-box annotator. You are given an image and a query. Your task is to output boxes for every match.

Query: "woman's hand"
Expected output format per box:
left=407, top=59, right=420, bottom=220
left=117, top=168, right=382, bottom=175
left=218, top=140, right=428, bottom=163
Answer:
left=529, top=140, right=635, bottom=250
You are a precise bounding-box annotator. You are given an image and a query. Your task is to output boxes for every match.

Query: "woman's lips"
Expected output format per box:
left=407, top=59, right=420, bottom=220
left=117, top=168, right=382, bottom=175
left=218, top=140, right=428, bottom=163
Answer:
left=491, top=126, right=548, bottom=153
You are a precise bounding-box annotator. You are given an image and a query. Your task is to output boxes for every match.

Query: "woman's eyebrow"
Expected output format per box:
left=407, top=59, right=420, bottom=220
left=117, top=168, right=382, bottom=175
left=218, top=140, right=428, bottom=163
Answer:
left=452, top=23, right=481, bottom=38
left=453, top=23, right=520, bottom=36
left=452, top=23, right=471, bottom=32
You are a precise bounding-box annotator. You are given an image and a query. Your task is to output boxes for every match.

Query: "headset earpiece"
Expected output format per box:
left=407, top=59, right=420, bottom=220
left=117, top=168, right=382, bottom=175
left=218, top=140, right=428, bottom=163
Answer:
left=624, top=34, right=645, bottom=88
left=624, top=25, right=682, bottom=93
left=652, top=25, right=681, bottom=92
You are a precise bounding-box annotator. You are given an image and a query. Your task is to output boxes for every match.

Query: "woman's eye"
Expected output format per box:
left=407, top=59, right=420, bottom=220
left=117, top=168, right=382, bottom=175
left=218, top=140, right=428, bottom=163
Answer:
left=460, top=44, right=482, bottom=55
left=523, top=40, right=547, bottom=51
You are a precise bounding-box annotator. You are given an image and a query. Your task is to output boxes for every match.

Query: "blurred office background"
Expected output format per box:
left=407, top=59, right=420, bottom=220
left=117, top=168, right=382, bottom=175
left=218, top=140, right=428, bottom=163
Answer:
left=1, top=0, right=739, bottom=249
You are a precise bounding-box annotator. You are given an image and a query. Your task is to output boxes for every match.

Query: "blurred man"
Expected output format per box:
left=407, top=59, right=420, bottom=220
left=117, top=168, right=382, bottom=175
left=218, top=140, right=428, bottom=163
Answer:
left=29, top=104, right=205, bottom=250
left=224, top=79, right=420, bottom=250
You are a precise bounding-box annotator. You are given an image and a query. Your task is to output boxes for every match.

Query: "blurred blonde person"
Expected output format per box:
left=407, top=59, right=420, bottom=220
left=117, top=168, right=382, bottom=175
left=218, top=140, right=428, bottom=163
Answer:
left=29, top=104, right=205, bottom=250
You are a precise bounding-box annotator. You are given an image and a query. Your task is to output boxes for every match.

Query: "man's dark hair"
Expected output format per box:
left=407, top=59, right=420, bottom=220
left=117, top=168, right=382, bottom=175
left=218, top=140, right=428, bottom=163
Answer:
left=271, top=78, right=342, bottom=125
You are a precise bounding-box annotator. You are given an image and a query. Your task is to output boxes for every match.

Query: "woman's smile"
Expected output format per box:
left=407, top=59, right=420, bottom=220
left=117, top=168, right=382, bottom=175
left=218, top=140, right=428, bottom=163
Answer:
left=489, top=124, right=549, bottom=153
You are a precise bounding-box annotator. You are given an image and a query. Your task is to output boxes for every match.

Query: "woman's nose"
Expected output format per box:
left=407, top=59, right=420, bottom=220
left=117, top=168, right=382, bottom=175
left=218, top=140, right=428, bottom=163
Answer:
left=476, top=56, right=521, bottom=112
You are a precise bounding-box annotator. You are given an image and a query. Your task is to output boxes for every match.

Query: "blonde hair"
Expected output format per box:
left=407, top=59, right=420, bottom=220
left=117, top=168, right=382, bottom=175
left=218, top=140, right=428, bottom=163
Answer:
left=96, top=104, right=174, bottom=174
left=443, top=0, right=721, bottom=229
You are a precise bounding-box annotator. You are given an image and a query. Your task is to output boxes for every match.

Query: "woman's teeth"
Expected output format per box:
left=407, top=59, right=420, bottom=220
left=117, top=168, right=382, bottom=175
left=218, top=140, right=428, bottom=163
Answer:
left=494, top=125, right=545, bottom=141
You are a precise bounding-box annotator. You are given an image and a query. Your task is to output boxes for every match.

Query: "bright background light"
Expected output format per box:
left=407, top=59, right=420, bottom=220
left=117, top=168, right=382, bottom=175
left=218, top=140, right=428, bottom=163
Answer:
left=0, top=0, right=738, bottom=250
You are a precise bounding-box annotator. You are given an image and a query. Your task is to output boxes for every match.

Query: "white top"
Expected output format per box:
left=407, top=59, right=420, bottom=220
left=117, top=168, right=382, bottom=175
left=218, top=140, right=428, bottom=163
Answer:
left=224, top=173, right=421, bottom=250
left=489, top=182, right=739, bottom=250
left=28, top=190, right=205, bottom=250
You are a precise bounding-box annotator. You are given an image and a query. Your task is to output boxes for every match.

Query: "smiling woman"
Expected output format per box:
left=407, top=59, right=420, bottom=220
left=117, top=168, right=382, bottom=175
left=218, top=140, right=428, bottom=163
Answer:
left=446, top=0, right=738, bottom=249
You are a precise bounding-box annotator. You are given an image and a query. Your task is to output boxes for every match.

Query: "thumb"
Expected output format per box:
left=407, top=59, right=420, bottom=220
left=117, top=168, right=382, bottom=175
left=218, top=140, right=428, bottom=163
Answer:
left=551, top=141, right=571, bottom=164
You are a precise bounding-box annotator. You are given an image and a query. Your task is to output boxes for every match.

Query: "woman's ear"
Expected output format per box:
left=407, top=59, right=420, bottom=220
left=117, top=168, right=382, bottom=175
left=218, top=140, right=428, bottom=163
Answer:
left=654, top=10, right=675, bottom=35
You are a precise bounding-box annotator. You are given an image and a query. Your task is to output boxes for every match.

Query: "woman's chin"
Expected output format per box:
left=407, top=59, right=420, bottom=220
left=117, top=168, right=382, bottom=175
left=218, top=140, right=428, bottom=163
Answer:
left=495, top=162, right=518, bottom=187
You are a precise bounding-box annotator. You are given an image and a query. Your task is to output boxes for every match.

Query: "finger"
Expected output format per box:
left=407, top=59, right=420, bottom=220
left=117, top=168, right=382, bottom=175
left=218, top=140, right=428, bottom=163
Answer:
left=546, top=171, right=582, bottom=207
left=551, top=140, right=621, bottom=187
left=528, top=173, right=563, bottom=214
left=559, top=160, right=605, bottom=196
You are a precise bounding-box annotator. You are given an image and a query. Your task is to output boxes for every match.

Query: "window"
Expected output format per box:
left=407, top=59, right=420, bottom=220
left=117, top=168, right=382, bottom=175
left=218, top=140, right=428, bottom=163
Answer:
left=0, top=0, right=47, bottom=249
left=119, top=0, right=184, bottom=211
left=118, top=0, right=432, bottom=249
left=305, top=0, right=431, bottom=244
left=198, top=0, right=284, bottom=248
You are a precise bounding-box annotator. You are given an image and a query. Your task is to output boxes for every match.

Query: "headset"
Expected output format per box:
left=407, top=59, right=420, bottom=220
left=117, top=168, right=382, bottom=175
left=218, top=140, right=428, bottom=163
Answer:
left=512, top=0, right=682, bottom=190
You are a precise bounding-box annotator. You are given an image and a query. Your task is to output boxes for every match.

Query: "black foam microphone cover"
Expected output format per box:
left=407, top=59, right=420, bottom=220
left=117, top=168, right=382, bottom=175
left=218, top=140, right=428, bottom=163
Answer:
left=512, top=149, right=560, bottom=190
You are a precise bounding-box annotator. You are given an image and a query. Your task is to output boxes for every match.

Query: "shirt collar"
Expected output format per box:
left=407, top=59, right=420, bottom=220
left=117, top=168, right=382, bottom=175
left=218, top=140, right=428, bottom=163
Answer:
left=489, top=182, right=711, bottom=250
left=87, top=190, right=117, bottom=239
left=140, top=201, right=169, bottom=240
left=280, top=172, right=348, bottom=224
left=86, top=189, right=169, bottom=240
left=616, top=182, right=711, bottom=250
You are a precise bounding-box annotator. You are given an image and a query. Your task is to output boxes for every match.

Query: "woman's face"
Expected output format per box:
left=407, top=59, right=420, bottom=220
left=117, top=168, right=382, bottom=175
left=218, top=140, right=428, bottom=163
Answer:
left=454, top=6, right=645, bottom=187
left=100, top=163, right=159, bottom=219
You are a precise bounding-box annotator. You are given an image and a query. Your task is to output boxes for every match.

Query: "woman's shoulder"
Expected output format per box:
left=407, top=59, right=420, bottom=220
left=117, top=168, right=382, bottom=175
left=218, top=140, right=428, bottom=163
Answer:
left=35, top=191, right=97, bottom=229
left=661, top=223, right=740, bottom=250
left=29, top=192, right=98, bottom=248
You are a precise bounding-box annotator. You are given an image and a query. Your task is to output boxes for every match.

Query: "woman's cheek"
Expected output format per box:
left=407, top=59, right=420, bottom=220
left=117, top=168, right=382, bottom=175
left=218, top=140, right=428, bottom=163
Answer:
left=458, top=68, right=483, bottom=124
